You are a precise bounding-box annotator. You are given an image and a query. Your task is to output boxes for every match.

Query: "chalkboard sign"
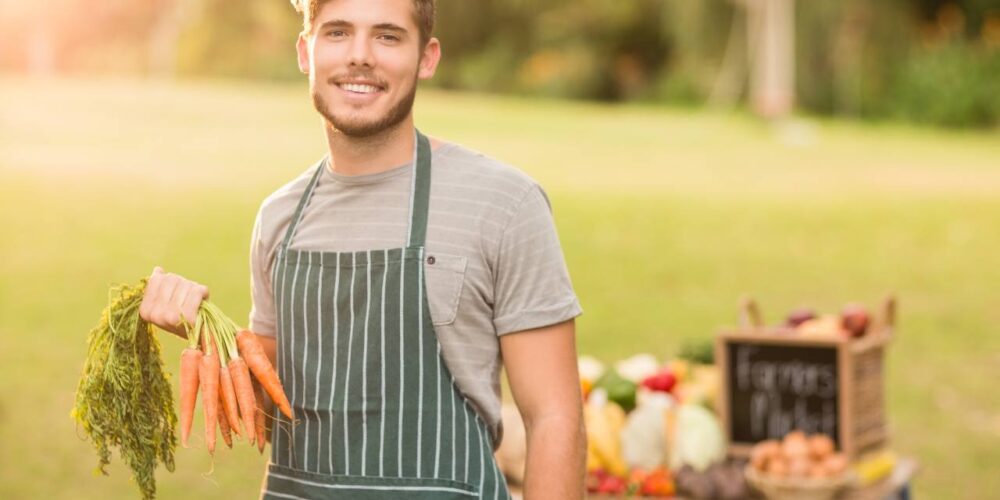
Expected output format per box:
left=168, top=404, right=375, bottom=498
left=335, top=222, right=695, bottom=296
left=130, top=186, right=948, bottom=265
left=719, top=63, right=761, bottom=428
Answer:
left=716, top=327, right=892, bottom=458
left=717, top=297, right=896, bottom=458
left=726, top=341, right=841, bottom=445
left=715, top=327, right=890, bottom=457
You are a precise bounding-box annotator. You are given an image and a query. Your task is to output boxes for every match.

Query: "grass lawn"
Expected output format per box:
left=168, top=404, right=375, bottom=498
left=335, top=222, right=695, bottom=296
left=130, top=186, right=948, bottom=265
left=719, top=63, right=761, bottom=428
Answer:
left=1, top=76, right=998, bottom=499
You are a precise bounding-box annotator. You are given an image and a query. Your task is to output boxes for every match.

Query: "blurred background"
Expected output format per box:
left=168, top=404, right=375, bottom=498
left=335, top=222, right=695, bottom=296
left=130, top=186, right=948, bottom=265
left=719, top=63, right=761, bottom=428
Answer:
left=2, top=0, right=999, bottom=125
left=1, top=0, right=998, bottom=499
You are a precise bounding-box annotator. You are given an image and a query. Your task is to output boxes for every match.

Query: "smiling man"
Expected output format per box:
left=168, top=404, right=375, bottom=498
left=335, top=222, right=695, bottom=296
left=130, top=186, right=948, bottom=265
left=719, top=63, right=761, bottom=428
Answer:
left=140, top=0, right=585, bottom=498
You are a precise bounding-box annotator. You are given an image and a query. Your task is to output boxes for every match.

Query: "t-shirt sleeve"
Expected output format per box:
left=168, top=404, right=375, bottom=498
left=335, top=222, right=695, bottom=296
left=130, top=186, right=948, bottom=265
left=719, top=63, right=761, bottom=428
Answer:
left=249, top=208, right=277, bottom=337
left=492, top=184, right=582, bottom=336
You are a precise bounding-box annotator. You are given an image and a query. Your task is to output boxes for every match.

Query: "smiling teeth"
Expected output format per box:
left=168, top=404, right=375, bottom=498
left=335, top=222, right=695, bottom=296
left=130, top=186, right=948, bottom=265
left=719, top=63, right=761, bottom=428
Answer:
left=341, top=83, right=379, bottom=94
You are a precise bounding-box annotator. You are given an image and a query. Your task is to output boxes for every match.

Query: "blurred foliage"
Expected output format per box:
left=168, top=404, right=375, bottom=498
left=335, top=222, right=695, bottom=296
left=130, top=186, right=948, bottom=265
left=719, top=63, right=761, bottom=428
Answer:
left=887, top=43, right=1000, bottom=127
left=1, top=0, right=997, bottom=127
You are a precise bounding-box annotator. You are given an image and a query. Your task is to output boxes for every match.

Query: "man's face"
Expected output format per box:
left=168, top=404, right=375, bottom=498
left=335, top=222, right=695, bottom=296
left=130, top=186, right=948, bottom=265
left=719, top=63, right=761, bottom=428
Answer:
left=297, top=0, right=440, bottom=138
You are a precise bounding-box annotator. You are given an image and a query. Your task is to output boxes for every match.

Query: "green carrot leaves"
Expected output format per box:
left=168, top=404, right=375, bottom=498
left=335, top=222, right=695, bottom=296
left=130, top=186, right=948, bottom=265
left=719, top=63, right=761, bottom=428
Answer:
left=72, top=281, right=177, bottom=500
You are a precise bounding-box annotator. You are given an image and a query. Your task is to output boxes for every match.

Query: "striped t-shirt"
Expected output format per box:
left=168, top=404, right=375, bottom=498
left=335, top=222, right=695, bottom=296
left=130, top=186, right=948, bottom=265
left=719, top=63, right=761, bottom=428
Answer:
left=249, top=141, right=582, bottom=446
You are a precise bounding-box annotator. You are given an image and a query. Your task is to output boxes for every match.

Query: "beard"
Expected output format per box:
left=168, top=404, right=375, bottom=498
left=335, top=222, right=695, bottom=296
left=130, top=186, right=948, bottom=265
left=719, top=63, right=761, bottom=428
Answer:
left=312, top=70, right=418, bottom=139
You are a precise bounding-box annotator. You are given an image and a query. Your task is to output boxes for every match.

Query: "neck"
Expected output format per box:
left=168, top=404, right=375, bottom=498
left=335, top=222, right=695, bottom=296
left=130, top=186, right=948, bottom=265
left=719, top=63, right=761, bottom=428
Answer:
left=323, top=116, right=416, bottom=176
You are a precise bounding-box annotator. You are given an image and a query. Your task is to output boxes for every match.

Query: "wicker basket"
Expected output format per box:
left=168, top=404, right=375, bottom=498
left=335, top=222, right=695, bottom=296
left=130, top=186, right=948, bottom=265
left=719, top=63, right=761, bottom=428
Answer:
left=745, top=465, right=855, bottom=500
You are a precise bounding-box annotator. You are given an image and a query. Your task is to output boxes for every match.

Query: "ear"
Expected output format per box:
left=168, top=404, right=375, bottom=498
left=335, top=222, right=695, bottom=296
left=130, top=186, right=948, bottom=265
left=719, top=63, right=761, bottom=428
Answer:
left=296, top=34, right=311, bottom=75
left=418, top=37, right=441, bottom=80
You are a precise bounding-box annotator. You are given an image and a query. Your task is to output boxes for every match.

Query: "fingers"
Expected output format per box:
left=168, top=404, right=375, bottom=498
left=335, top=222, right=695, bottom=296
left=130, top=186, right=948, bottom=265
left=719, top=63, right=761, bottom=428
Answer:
left=140, top=267, right=167, bottom=323
left=138, top=267, right=210, bottom=337
left=179, top=288, right=205, bottom=334
left=173, top=286, right=193, bottom=329
left=157, top=278, right=181, bottom=325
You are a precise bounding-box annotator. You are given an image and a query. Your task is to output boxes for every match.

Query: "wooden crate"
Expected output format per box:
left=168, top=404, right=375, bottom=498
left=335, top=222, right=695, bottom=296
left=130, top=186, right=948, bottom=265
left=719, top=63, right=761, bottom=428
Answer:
left=716, top=296, right=896, bottom=459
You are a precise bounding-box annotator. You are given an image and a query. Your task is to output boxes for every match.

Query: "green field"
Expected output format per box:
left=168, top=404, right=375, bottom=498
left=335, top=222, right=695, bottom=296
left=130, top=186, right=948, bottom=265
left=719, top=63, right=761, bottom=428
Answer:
left=1, top=77, right=998, bottom=499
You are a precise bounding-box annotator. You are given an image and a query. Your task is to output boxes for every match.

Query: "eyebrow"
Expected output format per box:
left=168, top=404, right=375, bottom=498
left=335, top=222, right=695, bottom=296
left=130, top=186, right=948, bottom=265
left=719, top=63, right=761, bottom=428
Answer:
left=317, top=19, right=409, bottom=34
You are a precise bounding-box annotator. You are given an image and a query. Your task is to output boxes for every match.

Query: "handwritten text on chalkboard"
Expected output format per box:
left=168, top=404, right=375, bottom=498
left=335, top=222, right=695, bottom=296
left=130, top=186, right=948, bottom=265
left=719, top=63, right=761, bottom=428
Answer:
left=728, top=343, right=840, bottom=444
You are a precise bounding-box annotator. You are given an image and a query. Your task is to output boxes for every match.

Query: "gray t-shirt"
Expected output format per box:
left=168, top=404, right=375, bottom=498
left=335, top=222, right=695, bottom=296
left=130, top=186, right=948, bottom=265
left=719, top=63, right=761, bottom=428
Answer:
left=249, top=141, right=582, bottom=445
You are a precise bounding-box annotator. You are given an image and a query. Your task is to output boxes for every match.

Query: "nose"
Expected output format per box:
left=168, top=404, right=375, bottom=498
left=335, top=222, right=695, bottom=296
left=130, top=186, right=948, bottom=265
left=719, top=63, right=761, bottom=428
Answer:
left=347, top=35, right=374, bottom=68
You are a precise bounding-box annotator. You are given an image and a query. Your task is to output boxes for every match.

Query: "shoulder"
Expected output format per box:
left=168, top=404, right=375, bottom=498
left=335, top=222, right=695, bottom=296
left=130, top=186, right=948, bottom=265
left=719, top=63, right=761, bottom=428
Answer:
left=432, top=141, right=546, bottom=216
left=253, top=160, right=323, bottom=242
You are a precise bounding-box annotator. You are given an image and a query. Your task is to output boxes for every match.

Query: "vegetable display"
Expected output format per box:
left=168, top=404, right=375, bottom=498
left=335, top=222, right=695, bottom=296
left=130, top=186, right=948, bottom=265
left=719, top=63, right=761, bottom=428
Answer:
left=581, top=353, right=733, bottom=498
left=73, top=279, right=293, bottom=499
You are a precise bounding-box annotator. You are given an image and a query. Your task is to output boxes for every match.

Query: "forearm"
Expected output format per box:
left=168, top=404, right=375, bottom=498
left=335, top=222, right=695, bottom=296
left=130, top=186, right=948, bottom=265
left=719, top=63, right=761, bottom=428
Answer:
left=521, top=414, right=586, bottom=500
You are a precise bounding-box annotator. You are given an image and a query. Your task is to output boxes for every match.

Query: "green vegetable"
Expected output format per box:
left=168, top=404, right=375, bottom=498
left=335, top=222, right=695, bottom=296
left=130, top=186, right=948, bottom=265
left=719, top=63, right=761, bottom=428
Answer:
left=71, top=281, right=177, bottom=499
left=594, top=369, right=637, bottom=413
left=678, top=338, right=715, bottom=365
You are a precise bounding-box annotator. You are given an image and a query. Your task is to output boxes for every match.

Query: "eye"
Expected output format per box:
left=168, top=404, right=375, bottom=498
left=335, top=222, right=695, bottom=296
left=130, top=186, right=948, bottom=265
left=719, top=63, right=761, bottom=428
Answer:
left=327, top=30, right=347, bottom=38
left=378, top=34, right=401, bottom=42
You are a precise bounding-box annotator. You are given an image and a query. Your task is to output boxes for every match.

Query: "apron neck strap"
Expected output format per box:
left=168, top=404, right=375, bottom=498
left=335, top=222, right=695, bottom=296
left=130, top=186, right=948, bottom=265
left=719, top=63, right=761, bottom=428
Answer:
left=406, top=130, right=432, bottom=249
left=280, top=129, right=433, bottom=254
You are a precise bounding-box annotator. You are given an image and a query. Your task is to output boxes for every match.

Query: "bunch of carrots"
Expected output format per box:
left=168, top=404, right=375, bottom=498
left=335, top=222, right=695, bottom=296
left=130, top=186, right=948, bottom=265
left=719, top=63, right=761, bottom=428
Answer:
left=74, top=280, right=294, bottom=499
left=181, top=301, right=294, bottom=455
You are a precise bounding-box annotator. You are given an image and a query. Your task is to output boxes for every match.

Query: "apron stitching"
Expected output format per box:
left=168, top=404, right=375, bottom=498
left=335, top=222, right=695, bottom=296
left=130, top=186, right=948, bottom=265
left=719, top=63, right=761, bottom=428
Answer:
left=328, top=254, right=341, bottom=475
left=263, top=489, right=307, bottom=500
left=361, top=249, right=372, bottom=476
left=476, top=417, right=485, bottom=495
left=435, top=339, right=442, bottom=477
left=452, top=373, right=457, bottom=481
left=268, top=472, right=478, bottom=497
left=416, top=246, right=425, bottom=477
left=301, top=252, right=312, bottom=473
left=379, top=247, right=388, bottom=477
left=397, top=251, right=405, bottom=476
left=287, top=251, right=300, bottom=468
left=314, top=252, right=324, bottom=473
left=344, top=252, right=356, bottom=475
left=463, top=402, right=469, bottom=483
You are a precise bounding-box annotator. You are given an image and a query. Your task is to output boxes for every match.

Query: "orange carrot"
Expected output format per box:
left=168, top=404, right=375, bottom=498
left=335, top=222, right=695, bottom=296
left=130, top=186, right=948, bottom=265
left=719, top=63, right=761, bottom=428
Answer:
left=179, top=347, right=203, bottom=447
left=228, top=358, right=257, bottom=445
left=218, top=361, right=243, bottom=437
left=200, top=336, right=220, bottom=455
left=253, top=381, right=267, bottom=454
left=236, top=329, right=293, bottom=420
left=218, top=391, right=233, bottom=449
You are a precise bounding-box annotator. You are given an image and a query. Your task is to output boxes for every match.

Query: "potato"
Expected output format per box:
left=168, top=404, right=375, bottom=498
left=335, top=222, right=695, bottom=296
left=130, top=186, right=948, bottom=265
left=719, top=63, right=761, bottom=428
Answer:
left=788, top=457, right=811, bottom=478
left=767, top=457, right=788, bottom=478
left=808, top=434, right=835, bottom=459
left=823, top=453, right=849, bottom=476
left=808, top=462, right=829, bottom=478
left=751, top=440, right=780, bottom=471
left=782, top=431, right=810, bottom=460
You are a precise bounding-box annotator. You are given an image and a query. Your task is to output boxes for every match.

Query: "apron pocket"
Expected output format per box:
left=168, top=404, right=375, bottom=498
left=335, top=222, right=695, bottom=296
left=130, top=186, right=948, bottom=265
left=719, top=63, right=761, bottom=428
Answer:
left=424, top=252, right=467, bottom=326
left=264, top=462, right=479, bottom=499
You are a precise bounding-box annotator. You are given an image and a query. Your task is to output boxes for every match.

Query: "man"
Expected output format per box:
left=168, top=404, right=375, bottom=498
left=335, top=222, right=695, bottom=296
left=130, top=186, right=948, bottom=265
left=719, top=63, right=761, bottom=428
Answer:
left=139, top=0, right=585, bottom=498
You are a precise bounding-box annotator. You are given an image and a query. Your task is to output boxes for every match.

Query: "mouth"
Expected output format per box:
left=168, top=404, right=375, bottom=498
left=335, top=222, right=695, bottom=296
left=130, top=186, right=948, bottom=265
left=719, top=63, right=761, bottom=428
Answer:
left=335, top=80, right=386, bottom=95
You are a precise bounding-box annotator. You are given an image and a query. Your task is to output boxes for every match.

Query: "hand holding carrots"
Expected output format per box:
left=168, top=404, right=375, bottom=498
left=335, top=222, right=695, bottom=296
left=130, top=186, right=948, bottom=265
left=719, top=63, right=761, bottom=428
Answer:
left=139, top=267, right=210, bottom=339
left=77, top=277, right=291, bottom=499
left=139, top=267, right=208, bottom=338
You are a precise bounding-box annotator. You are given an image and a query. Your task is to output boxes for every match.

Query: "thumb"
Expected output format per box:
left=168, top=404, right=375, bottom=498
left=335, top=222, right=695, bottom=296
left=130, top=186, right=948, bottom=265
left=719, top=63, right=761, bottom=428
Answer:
left=152, top=266, right=164, bottom=276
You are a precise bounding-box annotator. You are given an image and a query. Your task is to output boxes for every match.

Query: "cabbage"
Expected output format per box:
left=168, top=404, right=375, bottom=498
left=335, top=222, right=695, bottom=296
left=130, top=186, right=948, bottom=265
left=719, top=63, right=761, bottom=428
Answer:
left=667, top=403, right=725, bottom=472
left=620, top=392, right=675, bottom=469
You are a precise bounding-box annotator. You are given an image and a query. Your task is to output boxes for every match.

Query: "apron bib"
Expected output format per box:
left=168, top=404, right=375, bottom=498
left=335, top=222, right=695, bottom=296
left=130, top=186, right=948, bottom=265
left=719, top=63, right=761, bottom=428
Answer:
left=262, top=131, right=511, bottom=500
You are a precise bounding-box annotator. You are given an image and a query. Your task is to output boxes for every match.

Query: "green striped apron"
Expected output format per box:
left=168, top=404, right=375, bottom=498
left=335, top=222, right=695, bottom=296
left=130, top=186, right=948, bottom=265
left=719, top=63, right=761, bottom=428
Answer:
left=262, top=131, right=511, bottom=500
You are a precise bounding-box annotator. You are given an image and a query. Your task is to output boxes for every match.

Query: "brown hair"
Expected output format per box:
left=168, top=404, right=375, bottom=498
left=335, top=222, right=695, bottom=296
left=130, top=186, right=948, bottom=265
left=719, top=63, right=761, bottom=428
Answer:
left=291, top=0, right=436, bottom=45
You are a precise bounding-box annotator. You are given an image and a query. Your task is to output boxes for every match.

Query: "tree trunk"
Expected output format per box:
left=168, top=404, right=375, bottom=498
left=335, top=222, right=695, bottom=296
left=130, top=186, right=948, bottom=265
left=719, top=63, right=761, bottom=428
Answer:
left=749, top=0, right=795, bottom=119
left=147, top=0, right=205, bottom=78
